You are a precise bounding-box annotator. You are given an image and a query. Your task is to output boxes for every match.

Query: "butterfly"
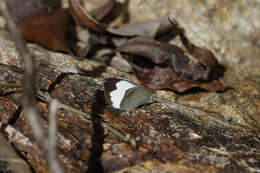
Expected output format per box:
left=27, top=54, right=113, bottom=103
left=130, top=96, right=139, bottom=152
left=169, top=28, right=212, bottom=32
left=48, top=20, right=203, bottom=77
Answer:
left=104, top=78, right=154, bottom=111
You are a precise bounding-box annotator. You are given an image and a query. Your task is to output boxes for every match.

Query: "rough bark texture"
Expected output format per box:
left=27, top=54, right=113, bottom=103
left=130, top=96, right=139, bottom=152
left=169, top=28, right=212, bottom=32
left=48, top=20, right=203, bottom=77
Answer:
left=0, top=0, right=260, bottom=173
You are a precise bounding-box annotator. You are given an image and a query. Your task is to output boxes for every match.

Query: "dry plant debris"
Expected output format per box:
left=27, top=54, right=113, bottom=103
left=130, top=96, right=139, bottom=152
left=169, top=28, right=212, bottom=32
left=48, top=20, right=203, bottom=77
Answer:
left=14, top=0, right=227, bottom=92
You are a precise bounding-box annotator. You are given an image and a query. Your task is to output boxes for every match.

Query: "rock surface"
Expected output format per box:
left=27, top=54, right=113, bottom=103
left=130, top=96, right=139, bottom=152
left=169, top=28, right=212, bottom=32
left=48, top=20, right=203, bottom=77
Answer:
left=0, top=0, right=260, bottom=173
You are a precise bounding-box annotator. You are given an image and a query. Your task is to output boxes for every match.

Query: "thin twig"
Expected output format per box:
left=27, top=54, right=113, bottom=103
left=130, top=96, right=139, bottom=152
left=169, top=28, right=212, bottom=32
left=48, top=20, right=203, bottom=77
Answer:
left=0, top=0, right=43, bottom=139
left=47, top=100, right=61, bottom=173
left=0, top=1, right=64, bottom=173
left=48, top=100, right=59, bottom=148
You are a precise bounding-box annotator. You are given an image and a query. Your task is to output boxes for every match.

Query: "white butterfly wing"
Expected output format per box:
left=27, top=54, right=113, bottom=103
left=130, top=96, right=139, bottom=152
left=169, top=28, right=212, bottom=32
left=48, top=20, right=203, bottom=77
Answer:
left=109, top=80, right=136, bottom=109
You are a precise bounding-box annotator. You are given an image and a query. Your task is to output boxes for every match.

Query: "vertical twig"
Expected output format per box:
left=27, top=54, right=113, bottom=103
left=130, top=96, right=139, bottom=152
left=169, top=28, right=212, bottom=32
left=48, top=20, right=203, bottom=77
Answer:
left=47, top=100, right=61, bottom=173
left=48, top=100, right=59, bottom=148
left=0, top=1, right=64, bottom=173
left=0, top=0, right=43, bottom=141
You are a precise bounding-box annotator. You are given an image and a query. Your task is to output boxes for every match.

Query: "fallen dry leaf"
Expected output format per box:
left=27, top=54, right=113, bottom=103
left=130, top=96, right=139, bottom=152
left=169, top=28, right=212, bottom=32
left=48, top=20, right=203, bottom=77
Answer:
left=18, top=9, right=72, bottom=53
left=168, top=19, right=222, bottom=72
left=136, top=66, right=227, bottom=92
left=69, top=0, right=111, bottom=33
left=68, top=0, right=178, bottom=39
left=15, top=0, right=227, bottom=92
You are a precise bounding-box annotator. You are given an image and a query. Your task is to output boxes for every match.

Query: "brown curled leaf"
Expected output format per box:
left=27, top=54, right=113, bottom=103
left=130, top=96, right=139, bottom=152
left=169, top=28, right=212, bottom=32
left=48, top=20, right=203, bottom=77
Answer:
left=168, top=18, right=221, bottom=69
left=18, top=9, right=72, bottom=53
left=136, top=66, right=227, bottom=92
left=180, top=33, right=220, bottom=69
left=69, top=0, right=109, bottom=33
left=69, top=0, right=177, bottom=38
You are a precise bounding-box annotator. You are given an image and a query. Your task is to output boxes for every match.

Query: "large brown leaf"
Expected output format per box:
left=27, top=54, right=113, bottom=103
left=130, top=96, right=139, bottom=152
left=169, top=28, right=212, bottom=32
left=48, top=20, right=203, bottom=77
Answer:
left=18, top=9, right=72, bottom=53
left=136, top=66, right=227, bottom=92
left=69, top=0, right=113, bottom=33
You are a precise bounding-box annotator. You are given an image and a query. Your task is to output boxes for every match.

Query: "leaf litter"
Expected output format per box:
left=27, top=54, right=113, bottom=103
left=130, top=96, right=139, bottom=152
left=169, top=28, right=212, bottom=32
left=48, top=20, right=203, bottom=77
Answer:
left=8, top=0, right=227, bottom=92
